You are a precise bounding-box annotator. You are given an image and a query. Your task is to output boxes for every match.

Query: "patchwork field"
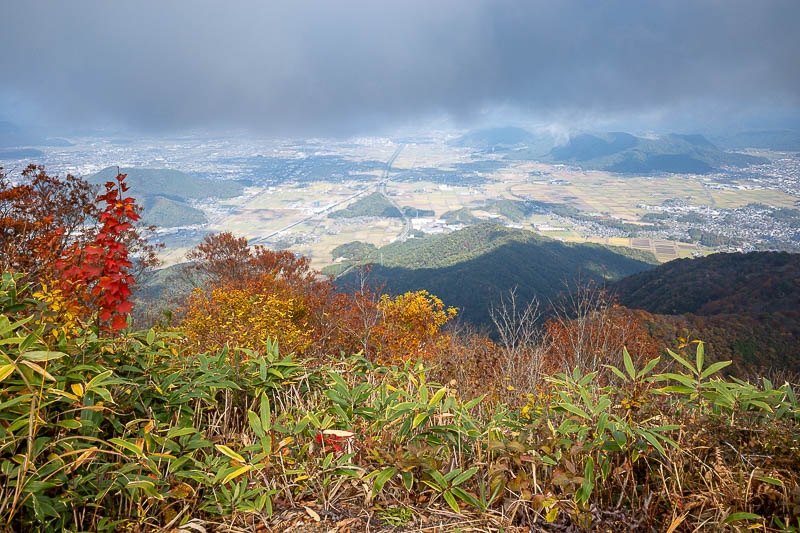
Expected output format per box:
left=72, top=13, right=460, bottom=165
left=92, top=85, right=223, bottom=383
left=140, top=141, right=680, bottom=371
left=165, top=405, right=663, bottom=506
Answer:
left=159, top=142, right=797, bottom=269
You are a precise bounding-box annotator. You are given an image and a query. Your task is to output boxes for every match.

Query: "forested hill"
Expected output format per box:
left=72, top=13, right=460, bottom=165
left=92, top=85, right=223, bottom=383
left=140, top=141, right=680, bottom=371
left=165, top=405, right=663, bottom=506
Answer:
left=610, top=252, right=800, bottom=370
left=611, top=251, right=800, bottom=316
left=336, top=223, right=656, bottom=325
left=87, top=167, right=245, bottom=227
left=545, top=132, right=766, bottom=174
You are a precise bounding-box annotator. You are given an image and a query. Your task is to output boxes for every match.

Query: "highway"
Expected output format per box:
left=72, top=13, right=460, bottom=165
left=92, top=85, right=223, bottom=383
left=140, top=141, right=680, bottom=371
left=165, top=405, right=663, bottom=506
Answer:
left=249, top=145, right=405, bottom=246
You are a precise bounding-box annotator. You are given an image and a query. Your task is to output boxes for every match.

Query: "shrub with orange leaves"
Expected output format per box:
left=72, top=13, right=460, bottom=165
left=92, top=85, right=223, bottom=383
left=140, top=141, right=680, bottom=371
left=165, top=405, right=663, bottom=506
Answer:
left=374, top=290, right=457, bottom=363
left=545, top=305, right=660, bottom=375
left=180, top=274, right=313, bottom=356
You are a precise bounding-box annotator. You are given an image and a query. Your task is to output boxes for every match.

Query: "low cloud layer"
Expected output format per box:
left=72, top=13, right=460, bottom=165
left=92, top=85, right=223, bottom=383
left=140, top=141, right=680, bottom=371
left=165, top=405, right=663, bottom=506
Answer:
left=1, top=0, right=798, bottom=135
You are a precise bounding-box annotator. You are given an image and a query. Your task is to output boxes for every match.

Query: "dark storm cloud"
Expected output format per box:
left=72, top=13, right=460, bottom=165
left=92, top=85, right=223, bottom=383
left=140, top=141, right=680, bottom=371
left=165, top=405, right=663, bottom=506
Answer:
left=1, top=0, right=798, bottom=134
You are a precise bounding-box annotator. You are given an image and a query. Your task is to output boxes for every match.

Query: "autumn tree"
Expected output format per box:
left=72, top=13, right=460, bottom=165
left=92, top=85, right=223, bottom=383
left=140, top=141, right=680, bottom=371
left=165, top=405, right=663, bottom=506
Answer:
left=181, top=274, right=313, bottom=356
left=0, top=165, right=159, bottom=330
left=0, top=165, right=98, bottom=281
left=184, top=231, right=321, bottom=291
left=373, top=289, right=457, bottom=363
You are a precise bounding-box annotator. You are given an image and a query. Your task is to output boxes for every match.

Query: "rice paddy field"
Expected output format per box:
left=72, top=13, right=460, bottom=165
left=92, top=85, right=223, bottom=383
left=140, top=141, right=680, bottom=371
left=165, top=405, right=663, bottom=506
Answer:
left=163, top=142, right=795, bottom=269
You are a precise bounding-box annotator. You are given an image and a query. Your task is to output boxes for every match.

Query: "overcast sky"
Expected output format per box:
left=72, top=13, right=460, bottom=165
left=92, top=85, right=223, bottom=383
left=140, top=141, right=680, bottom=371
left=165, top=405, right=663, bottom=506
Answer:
left=1, top=0, right=798, bottom=136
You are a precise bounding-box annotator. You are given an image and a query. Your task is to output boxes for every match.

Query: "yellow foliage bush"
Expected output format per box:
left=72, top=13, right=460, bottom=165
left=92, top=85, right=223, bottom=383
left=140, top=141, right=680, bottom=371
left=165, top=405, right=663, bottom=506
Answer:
left=181, top=283, right=312, bottom=356
left=32, top=282, right=84, bottom=339
left=376, top=289, right=457, bottom=362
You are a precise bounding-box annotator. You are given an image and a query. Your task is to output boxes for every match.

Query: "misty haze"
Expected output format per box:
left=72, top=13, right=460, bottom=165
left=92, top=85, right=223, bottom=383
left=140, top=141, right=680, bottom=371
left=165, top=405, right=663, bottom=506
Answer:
left=1, top=2, right=800, bottom=532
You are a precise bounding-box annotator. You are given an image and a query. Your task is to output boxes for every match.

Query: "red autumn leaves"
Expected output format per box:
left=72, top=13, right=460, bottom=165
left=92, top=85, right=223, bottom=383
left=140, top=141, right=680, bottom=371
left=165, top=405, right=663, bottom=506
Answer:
left=1, top=165, right=151, bottom=331
left=58, top=174, right=140, bottom=330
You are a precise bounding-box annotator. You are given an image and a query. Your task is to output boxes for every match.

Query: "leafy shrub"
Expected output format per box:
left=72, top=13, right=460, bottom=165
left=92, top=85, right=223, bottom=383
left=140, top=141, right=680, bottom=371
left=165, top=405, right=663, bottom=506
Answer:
left=1, top=271, right=799, bottom=531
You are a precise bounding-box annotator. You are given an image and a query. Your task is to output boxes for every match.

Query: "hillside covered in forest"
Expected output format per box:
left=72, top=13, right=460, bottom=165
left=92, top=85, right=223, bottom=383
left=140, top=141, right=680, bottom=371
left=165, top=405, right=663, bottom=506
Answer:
left=87, top=167, right=246, bottom=227
left=611, top=252, right=800, bottom=370
left=336, top=223, right=656, bottom=324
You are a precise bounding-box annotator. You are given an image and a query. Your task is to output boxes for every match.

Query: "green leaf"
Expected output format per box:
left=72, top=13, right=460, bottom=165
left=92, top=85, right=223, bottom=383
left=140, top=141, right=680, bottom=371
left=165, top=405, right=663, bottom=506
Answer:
left=583, top=456, right=594, bottom=484
left=463, top=395, right=485, bottom=410
left=428, top=387, right=446, bottom=407
left=166, top=426, right=196, bottom=438
left=371, top=467, right=397, bottom=496
left=20, top=350, right=66, bottom=361
left=557, top=402, right=591, bottom=420
left=400, top=470, right=414, bottom=491
left=412, top=412, right=429, bottom=429
left=87, top=370, right=114, bottom=391
left=451, top=486, right=483, bottom=510
left=215, top=444, right=246, bottom=463
left=443, top=490, right=459, bottom=513
left=638, top=356, right=661, bottom=379
left=658, top=373, right=697, bottom=387
left=723, top=512, right=762, bottom=524
left=623, top=347, right=636, bottom=380
left=222, top=464, right=252, bottom=484
left=695, top=342, right=704, bottom=374
left=451, top=467, right=478, bottom=487
left=666, top=349, right=697, bottom=375
left=248, top=410, right=265, bottom=437
left=604, top=364, right=628, bottom=383
left=428, top=469, right=447, bottom=490
left=0, top=364, right=15, bottom=382
left=748, top=400, right=774, bottom=413
left=636, top=429, right=666, bottom=456
left=699, top=360, right=732, bottom=380
left=324, top=389, right=349, bottom=407
left=109, top=438, right=143, bottom=457
left=0, top=316, right=32, bottom=337
left=328, top=372, right=349, bottom=395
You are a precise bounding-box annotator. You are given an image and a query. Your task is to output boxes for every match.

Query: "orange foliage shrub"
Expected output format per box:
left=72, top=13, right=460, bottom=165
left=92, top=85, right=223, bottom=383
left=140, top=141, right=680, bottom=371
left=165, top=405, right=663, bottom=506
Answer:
left=545, top=305, right=660, bottom=374
left=433, top=328, right=506, bottom=401
left=179, top=240, right=461, bottom=364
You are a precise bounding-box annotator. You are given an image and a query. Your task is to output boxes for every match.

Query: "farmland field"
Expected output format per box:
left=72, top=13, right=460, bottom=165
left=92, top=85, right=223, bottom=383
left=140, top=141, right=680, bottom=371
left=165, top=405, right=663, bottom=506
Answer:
left=144, top=138, right=799, bottom=268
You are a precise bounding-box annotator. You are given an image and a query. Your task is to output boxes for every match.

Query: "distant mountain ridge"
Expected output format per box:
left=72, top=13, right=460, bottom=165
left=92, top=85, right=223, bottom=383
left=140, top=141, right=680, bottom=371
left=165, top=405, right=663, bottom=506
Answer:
left=545, top=132, right=765, bottom=174
left=453, top=127, right=769, bottom=174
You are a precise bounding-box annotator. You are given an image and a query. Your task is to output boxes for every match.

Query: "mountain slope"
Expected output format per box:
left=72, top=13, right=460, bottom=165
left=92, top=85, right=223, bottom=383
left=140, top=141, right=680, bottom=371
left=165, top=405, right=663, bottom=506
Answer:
left=612, top=251, right=800, bottom=316
left=87, top=167, right=244, bottom=227
left=337, top=223, right=656, bottom=325
left=610, top=252, right=800, bottom=369
left=545, top=132, right=766, bottom=174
